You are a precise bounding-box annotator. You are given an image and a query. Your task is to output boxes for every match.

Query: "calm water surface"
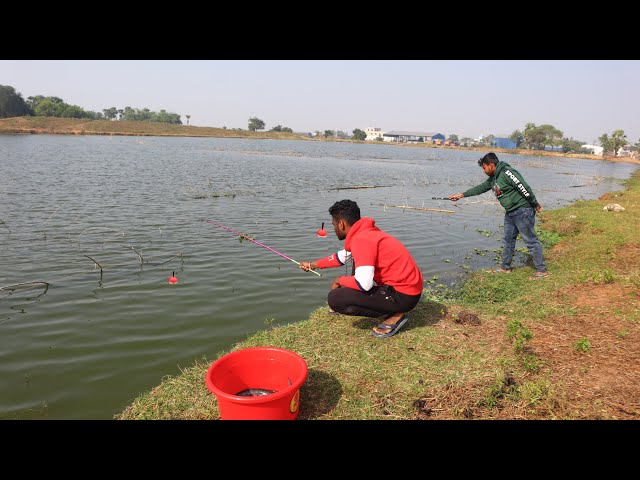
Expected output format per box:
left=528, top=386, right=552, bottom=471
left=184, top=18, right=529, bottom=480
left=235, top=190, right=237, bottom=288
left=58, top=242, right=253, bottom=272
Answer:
left=0, top=135, right=636, bottom=419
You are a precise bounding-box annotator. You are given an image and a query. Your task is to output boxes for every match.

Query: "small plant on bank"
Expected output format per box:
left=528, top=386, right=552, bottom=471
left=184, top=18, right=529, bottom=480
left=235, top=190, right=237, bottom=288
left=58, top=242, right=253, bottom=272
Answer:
left=521, top=353, right=543, bottom=373
left=478, top=373, right=518, bottom=408
left=574, top=337, right=591, bottom=353
left=616, top=329, right=629, bottom=339
left=535, top=226, right=562, bottom=249
left=506, top=319, right=533, bottom=354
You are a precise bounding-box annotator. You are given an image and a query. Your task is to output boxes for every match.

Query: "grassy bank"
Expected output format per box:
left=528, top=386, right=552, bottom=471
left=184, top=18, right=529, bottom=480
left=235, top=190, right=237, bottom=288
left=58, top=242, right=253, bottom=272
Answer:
left=0, top=116, right=311, bottom=140
left=117, top=171, right=640, bottom=420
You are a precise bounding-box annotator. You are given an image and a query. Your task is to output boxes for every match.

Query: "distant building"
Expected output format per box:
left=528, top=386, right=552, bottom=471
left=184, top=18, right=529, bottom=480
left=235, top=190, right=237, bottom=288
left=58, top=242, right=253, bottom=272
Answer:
left=365, top=127, right=385, bottom=141
left=582, top=144, right=603, bottom=156
left=383, top=131, right=445, bottom=143
left=494, top=135, right=517, bottom=149
left=617, top=145, right=635, bottom=157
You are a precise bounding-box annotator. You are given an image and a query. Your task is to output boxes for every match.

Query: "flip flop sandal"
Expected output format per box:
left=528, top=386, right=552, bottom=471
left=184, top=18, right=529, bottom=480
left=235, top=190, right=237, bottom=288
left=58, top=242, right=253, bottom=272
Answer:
left=530, top=272, right=549, bottom=279
left=492, top=268, right=512, bottom=274
left=371, top=314, right=410, bottom=338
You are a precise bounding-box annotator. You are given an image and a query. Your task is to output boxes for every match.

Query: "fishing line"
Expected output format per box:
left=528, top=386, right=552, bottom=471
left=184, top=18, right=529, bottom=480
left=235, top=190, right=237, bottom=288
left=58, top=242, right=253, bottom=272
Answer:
left=204, top=219, right=322, bottom=277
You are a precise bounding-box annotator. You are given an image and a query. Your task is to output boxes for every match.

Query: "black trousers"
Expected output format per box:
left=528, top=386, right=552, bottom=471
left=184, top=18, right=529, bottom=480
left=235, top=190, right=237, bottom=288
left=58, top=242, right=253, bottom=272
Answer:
left=327, top=284, right=421, bottom=319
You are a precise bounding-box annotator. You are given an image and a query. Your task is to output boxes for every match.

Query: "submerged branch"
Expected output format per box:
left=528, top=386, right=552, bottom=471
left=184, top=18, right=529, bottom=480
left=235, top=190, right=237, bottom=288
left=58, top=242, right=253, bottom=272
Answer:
left=0, top=281, right=50, bottom=292
left=376, top=203, right=455, bottom=214
left=84, top=255, right=103, bottom=276
left=146, top=252, right=185, bottom=266
left=330, top=185, right=389, bottom=191
left=124, top=245, right=144, bottom=265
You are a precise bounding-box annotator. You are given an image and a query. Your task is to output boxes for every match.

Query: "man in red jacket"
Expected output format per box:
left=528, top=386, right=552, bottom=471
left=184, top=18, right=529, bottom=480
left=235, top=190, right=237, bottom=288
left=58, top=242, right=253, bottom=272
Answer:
left=300, top=199, right=424, bottom=338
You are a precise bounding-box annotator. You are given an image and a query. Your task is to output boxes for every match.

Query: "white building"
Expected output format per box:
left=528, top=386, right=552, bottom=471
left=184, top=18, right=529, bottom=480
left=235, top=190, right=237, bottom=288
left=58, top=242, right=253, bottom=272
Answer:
left=582, top=144, right=604, bottom=156
left=365, top=127, right=385, bottom=141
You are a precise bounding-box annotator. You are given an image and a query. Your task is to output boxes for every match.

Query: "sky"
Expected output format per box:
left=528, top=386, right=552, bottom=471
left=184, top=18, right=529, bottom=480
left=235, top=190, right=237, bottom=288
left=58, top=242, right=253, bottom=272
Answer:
left=2, top=60, right=639, bottom=144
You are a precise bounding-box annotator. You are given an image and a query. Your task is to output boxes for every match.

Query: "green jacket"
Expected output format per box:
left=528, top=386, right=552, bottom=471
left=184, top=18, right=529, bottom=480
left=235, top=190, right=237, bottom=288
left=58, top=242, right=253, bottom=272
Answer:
left=463, top=161, right=540, bottom=212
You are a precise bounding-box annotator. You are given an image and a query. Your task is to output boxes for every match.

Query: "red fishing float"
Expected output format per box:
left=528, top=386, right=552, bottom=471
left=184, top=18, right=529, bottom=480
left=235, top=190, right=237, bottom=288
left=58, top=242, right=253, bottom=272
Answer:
left=316, top=222, right=327, bottom=238
left=168, top=271, right=178, bottom=284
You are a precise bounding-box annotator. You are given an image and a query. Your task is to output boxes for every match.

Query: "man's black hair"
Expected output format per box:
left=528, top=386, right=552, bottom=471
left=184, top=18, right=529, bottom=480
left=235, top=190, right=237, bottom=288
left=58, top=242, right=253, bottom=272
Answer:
left=329, top=199, right=361, bottom=225
left=478, top=152, right=499, bottom=166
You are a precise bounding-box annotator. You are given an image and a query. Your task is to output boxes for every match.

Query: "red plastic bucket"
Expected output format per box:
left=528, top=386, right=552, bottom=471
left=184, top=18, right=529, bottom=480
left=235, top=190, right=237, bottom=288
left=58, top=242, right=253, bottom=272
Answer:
left=205, top=346, right=308, bottom=420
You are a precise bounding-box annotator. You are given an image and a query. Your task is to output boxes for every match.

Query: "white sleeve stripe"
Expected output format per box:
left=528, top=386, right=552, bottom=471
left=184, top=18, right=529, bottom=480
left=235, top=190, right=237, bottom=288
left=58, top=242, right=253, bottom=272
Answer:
left=337, top=249, right=351, bottom=265
left=354, top=265, right=375, bottom=291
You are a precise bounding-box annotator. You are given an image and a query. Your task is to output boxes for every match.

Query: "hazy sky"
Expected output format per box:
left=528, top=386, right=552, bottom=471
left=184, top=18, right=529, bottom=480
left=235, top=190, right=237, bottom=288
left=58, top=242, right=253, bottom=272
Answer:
left=2, top=60, right=639, bottom=143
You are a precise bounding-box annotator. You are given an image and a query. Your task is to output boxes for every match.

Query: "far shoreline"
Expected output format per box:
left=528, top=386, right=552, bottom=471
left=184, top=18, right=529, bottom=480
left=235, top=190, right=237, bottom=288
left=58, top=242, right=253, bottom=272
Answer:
left=2, top=116, right=639, bottom=166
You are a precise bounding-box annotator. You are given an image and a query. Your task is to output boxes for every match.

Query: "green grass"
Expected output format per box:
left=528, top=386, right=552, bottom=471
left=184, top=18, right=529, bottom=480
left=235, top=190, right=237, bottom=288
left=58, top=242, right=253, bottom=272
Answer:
left=0, top=116, right=313, bottom=140
left=574, top=338, right=592, bottom=353
left=116, top=172, right=640, bottom=420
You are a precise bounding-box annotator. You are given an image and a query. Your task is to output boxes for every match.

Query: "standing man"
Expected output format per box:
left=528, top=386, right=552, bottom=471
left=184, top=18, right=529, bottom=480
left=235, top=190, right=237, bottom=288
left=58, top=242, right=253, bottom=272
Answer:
left=299, top=199, right=424, bottom=338
left=449, top=152, right=548, bottom=279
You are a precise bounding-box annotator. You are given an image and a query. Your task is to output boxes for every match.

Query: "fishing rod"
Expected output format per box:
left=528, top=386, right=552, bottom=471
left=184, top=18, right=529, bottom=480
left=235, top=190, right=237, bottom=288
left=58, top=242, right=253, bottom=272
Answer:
left=204, top=219, right=322, bottom=277
left=431, top=197, right=452, bottom=200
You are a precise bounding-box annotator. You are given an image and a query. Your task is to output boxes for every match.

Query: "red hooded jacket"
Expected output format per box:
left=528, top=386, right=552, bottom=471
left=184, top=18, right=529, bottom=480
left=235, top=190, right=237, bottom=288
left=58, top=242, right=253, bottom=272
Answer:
left=316, top=217, right=423, bottom=296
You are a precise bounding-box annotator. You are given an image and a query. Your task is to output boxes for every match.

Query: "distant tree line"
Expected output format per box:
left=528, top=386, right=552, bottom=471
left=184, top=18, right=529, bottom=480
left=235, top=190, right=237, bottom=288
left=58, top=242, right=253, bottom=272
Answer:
left=4, top=87, right=636, bottom=154
left=0, top=85, right=182, bottom=124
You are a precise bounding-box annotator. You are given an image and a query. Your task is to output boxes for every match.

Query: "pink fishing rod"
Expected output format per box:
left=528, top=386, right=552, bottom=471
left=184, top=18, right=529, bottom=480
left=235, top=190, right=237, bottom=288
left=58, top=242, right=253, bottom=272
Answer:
left=205, top=219, right=322, bottom=277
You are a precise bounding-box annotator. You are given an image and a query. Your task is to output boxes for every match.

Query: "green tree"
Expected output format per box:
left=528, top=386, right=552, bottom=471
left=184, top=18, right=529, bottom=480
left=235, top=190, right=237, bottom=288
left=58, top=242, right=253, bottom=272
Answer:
left=281, top=127, right=293, bottom=133
left=510, top=130, right=523, bottom=147
left=0, top=85, right=32, bottom=117
left=35, top=98, right=64, bottom=117
left=352, top=128, right=366, bottom=141
left=103, top=107, right=118, bottom=120
left=598, top=133, right=612, bottom=155
left=186, top=114, right=190, bottom=125
left=336, top=130, right=348, bottom=139
left=270, top=125, right=283, bottom=132
left=324, top=130, right=335, bottom=138
left=448, top=134, right=459, bottom=142
left=561, top=137, right=588, bottom=154
left=610, top=129, right=627, bottom=155
left=248, top=117, right=265, bottom=131
left=26, top=95, right=46, bottom=111
left=537, top=124, right=564, bottom=149
left=61, top=104, right=85, bottom=118
left=523, top=122, right=536, bottom=149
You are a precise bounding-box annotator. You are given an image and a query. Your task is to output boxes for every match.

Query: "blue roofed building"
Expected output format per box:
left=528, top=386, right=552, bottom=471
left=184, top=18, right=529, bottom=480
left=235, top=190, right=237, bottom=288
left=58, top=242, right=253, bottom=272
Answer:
left=494, top=135, right=517, bottom=149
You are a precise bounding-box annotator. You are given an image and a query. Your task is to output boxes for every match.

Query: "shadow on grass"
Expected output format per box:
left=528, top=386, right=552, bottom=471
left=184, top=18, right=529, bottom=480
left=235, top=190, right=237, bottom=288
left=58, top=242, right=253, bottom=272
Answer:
left=298, top=368, right=342, bottom=419
left=349, top=299, right=448, bottom=333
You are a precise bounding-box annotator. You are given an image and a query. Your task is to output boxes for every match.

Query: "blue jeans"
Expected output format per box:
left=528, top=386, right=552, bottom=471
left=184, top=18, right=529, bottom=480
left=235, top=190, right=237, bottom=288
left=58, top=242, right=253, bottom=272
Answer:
left=501, top=207, right=546, bottom=272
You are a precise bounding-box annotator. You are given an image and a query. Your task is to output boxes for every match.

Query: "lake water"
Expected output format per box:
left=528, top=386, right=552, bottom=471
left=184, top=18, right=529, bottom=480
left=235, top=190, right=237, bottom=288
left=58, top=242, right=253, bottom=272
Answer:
left=0, top=135, right=636, bottom=419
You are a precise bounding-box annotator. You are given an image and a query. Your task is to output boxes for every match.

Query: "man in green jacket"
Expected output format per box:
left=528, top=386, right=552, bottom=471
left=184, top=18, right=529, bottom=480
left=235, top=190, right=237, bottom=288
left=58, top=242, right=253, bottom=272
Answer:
left=448, top=152, right=548, bottom=278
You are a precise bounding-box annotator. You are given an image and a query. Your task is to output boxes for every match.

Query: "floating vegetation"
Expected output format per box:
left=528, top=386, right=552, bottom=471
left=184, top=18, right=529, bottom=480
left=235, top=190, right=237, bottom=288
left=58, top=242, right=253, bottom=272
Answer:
left=238, top=233, right=256, bottom=243
left=476, top=229, right=492, bottom=237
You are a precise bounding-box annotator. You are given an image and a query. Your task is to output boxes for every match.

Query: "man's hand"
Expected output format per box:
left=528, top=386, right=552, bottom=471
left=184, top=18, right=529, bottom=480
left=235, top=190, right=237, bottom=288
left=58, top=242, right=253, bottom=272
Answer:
left=331, top=278, right=341, bottom=290
left=299, top=261, right=318, bottom=272
left=536, top=204, right=543, bottom=213
left=449, top=193, right=464, bottom=201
